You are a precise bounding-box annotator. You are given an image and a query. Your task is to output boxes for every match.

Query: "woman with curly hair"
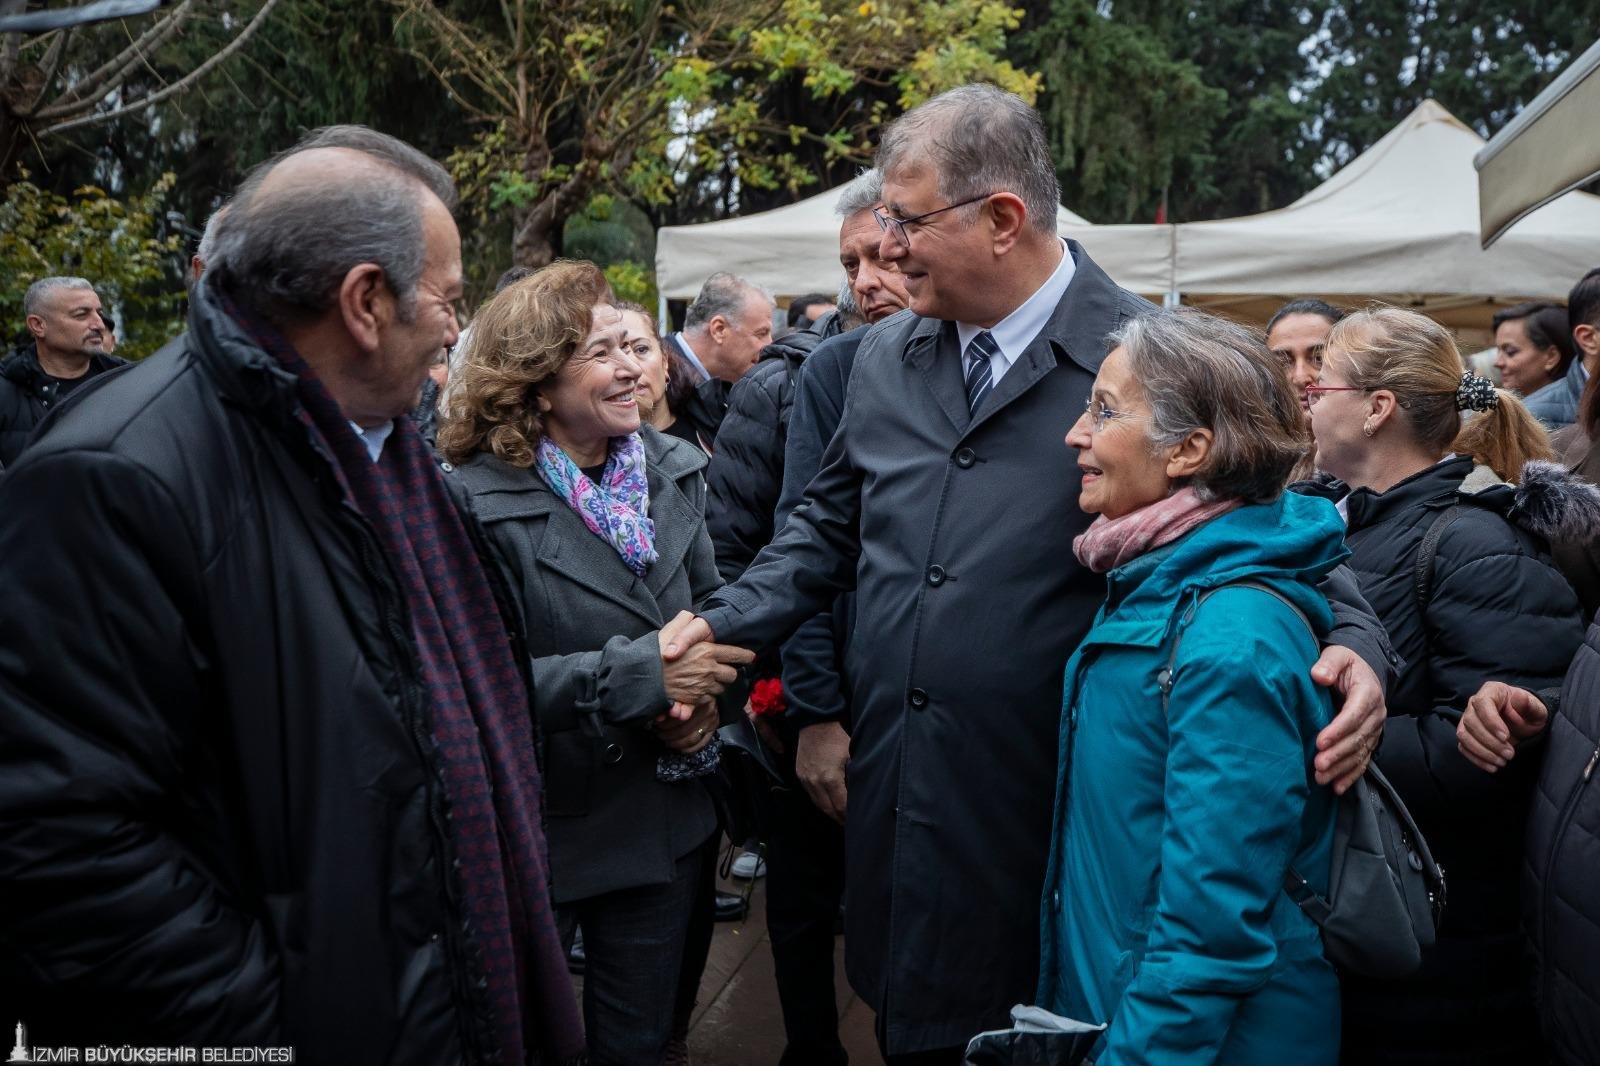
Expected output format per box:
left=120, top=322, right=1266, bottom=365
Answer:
left=438, top=260, right=754, bottom=1065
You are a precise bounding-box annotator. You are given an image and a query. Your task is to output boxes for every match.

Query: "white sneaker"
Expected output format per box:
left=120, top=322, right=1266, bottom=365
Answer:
left=730, top=850, right=767, bottom=879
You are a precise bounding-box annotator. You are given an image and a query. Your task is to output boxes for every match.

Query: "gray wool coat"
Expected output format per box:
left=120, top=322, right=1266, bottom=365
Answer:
left=699, top=243, right=1394, bottom=1055
left=455, top=425, right=720, bottom=905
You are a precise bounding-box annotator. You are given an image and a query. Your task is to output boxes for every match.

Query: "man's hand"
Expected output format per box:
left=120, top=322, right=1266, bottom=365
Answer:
left=1457, top=681, right=1548, bottom=773
left=795, top=721, right=850, bottom=824
left=1310, top=645, right=1386, bottom=794
left=655, top=700, right=719, bottom=754
left=657, top=613, right=754, bottom=717
left=661, top=611, right=715, bottom=660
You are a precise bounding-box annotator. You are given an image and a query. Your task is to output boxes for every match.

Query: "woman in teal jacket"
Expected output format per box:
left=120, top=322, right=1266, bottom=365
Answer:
left=1037, top=308, right=1347, bottom=1065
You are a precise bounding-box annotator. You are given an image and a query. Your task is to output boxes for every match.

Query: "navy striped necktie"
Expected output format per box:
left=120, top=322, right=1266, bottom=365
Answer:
left=965, top=330, right=998, bottom=415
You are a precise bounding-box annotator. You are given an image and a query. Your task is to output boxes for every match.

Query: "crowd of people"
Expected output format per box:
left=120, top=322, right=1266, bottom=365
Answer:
left=1, top=84, right=1599, bottom=1066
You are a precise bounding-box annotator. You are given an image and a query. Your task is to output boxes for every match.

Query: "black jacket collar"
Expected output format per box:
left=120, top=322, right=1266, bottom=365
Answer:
left=1, top=341, right=126, bottom=394
left=1343, top=454, right=1475, bottom=533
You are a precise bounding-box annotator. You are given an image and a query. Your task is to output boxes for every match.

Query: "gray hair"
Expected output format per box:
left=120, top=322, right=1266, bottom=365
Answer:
left=195, top=203, right=230, bottom=268
left=836, top=276, right=859, bottom=318
left=210, top=126, right=457, bottom=325
left=684, top=272, right=771, bottom=332
left=876, top=84, right=1060, bottom=236
left=835, top=169, right=884, bottom=220
left=293, top=125, right=457, bottom=213
left=1112, top=308, right=1308, bottom=503
left=24, top=276, right=95, bottom=317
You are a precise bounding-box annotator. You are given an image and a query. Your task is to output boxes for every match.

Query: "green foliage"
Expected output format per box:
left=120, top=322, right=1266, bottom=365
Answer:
left=563, top=195, right=656, bottom=267
left=1024, top=0, right=1600, bottom=223
left=1310, top=0, right=1600, bottom=171
left=1022, top=0, right=1328, bottom=222
left=0, top=172, right=185, bottom=359
left=405, top=0, right=1040, bottom=265
left=604, top=261, right=659, bottom=311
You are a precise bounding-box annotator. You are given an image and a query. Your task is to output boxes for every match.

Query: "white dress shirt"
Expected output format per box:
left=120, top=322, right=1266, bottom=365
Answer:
left=348, top=419, right=395, bottom=463
left=955, top=240, right=1077, bottom=386
left=672, top=332, right=711, bottom=385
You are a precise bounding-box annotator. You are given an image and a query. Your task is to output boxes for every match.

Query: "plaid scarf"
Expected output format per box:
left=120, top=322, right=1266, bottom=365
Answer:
left=232, top=304, right=583, bottom=1064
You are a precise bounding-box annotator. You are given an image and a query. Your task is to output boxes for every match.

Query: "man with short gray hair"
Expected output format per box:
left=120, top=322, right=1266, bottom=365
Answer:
left=666, top=272, right=774, bottom=447
left=0, top=276, right=125, bottom=465
left=0, top=128, right=582, bottom=1063
left=665, top=84, right=1395, bottom=1061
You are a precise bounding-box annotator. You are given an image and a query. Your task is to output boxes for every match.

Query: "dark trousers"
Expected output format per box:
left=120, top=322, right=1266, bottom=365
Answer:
left=763, top=777, right=848, bottom=1066
left=671, top=837, right=720, bottom=1041
left=558, top=842, right=708, bottom=1066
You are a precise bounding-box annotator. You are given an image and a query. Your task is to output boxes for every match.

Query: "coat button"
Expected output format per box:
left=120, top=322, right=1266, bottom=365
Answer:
left=954, top=447, right=976, bottom=468
left=603, top=742, right=624, bottom=764
left=440, top=461, right=454, bottom=472
left=926, top=564, right=946, bottom=586
left=908, top=687, right=928, bottom=709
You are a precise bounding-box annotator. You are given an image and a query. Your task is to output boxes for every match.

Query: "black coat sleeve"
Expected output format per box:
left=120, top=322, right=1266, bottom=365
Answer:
left=776, top=348, right=854, bottom=728
left=705, top=366, right=785, bottom=583
left=700, top=367, right=862, bottom=656
left=1319, top=562, right=1400, bottom=692
left=0, top=451, right=279, bottom=1039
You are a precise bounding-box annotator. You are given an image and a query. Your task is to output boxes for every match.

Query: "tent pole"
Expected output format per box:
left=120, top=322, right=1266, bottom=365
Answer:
left=658, top=290, right=669, bottom=332
left=1163, top=222, right=1181, bottom=308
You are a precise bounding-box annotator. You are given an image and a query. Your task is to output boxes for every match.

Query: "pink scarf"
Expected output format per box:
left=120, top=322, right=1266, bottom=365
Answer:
left=1073, top=487, right=1240, bottom=574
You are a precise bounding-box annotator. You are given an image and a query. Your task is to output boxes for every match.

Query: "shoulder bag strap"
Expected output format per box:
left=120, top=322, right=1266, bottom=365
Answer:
left=1413, top=503, right=1468, bottom=618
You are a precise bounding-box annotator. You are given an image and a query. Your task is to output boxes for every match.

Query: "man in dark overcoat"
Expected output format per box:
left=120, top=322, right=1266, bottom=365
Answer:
left=663, top=85, right=1395, bottom=1062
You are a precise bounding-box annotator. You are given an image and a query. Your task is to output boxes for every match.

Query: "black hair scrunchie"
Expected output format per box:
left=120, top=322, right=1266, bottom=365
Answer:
left=1456, top=372, right=1499, bottom=413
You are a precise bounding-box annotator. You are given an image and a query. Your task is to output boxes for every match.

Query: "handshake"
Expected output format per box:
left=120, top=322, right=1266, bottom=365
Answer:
left=652, top=611, right=751, bottom=750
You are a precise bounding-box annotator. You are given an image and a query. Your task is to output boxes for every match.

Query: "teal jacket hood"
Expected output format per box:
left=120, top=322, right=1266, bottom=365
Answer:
left=1092, top=491, right=1350, bottom=649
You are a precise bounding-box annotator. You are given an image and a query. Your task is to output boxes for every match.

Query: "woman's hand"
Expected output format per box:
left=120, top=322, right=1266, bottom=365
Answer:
left=658, top=620, right=755, bottom=707
left=655, top=700, right=718, bottom=754
left=1457, top=681, right=1548, bottom=772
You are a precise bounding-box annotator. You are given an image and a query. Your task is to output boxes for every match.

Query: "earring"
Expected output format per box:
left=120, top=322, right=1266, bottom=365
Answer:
left=1362, top=421, right=1375, bottom=438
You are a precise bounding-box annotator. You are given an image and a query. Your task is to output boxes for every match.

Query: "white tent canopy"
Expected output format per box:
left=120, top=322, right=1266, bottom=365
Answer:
left=656, top=182, right=1125, bottom=301
left=1167, top=100, right=1600, bottom=340
left=655, top=102, right=1599, bottom=343
left=1476, top=39, right=1600, bottom=247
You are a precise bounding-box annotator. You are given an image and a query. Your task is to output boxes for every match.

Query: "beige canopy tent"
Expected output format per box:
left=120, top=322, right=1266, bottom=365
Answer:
left=1163, top=100, right=1600, bottom=345
left=1475, top=39, right=1600, bottom=248
left=653, top=179, right=1177, bottom=305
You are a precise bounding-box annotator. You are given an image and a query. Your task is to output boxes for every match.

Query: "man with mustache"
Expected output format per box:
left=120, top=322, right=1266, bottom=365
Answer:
left=0, top=277, right=125, bottom=465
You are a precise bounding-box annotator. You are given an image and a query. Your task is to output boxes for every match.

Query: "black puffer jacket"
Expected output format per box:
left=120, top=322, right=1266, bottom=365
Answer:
left=0, top=341, right=127, bottom=465
left=0, top=285, right=519, bottom=1062
left=1527, top=615, right=1600, bottom=1066
left=1299, top=456, right=1594, bottom=1065
left=705, top=328, right=824, bottom=582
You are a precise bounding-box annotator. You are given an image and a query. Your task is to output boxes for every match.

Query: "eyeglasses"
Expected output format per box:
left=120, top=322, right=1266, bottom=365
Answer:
left=872, top=193, right=994, bottom=247
left=1303, top=385, right=1367, bottom=406
left=1083, top=397, right=1147, bottom=432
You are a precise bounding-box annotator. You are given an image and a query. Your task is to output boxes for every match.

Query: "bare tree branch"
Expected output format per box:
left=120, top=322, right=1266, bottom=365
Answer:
left=23, top=26, right=74, bottom=115
left=42, top=0, right=194, bottom=115
left=39, top=0, right=282, bottom=136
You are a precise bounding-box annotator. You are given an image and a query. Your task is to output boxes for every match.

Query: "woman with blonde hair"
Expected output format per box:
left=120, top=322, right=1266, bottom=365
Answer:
left=1302, top=306, right=1595, bottom=1065
left=439, top=260, right=755, bottom=1065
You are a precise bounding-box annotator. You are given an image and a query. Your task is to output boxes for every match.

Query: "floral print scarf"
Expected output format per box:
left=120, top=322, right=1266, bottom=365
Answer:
left=536, top=433, right=658, bottom=576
